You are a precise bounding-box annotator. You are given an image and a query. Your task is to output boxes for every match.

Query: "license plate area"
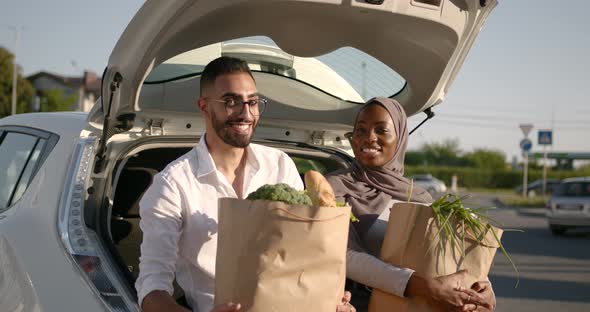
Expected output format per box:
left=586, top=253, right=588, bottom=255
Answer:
left=557, top=204, right=583, bottom=211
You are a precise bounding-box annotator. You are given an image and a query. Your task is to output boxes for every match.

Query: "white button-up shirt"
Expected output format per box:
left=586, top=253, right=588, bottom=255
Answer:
left=135, top=137, right=303, bottom=312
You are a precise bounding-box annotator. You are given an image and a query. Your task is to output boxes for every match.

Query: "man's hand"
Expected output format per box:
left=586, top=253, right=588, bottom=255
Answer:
left=142, top=290, right=191, bottom=312
left=210, top=302, right=242, bottom=312
left=458, top=281, right=496, bottom=311
left=336, top=291, right=356, bottom=312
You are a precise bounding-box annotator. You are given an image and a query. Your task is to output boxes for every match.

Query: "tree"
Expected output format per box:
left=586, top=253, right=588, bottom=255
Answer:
left=464, top=148, right=507, bottom=170
left=421, top=138, right=468, bottom=167
left=404, top=150, right=427, bottom=166
left=0, top=46, right=35, bottom=118
left=39, top=89, right=77, bottom=112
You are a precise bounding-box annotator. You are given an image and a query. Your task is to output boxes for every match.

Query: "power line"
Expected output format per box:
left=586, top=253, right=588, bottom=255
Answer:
left=443, top=104, right=590, bottom=116
left=436, top=113, right=590, bottom=125
left=412, top=118, right=516, bottom=130
left=434, top=115, right=590, bottom=129
left=420, top=117, right=590, bottom=131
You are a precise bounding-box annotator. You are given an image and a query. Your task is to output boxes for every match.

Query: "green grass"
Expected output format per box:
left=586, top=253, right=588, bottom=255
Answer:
left=464, top=187, right=548, bottom=208
left=498, top=195, right=549, bottom=208
left=466, top=187, right=515, bottom=196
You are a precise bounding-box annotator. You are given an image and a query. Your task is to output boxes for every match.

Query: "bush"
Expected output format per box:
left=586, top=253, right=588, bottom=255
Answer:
left=405, top=165, right=590, bottom=189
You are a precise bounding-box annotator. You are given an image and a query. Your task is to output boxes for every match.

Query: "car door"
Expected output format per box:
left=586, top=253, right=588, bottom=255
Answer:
left=0, top=126, right=59, bottom=311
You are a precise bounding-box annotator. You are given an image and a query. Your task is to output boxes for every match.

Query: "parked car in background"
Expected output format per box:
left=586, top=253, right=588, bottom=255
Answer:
left=546, top=177, right=590, bottom=235
left=0, top=1, right=497, bottom=311
left=409, top=174, right=448, bottom=195
left=514, top=178, right=561, bottom=197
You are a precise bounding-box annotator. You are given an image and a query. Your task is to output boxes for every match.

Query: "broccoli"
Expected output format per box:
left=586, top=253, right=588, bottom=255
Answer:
left=246, top=183, right=312, bottom=205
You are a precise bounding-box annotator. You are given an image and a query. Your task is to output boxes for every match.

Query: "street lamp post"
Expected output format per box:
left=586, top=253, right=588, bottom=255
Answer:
left=361, top=61, right=367, bottom=100
left=5, top=25, right=26, bottom=116
left=11, top=29, right=20, bottom=115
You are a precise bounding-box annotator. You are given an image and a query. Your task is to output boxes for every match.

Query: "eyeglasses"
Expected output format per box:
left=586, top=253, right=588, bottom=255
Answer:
left=205, top=97, right=268, bottom=116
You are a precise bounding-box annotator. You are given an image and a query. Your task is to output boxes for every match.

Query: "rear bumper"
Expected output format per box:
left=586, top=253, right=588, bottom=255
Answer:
left=547, top=214, right=590, bottom=227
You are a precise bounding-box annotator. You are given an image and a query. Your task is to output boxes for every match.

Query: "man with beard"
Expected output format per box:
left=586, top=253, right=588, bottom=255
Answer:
left=135, top=56, right=304, bottom=312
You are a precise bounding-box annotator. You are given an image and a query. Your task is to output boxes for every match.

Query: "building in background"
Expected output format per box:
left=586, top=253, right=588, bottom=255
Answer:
left=529, top=152, right=590, bottom=170
left=26, top=70, right=101, bottom=112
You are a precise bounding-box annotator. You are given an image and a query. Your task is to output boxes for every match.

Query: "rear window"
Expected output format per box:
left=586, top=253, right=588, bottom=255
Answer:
left=553, top=182, right=590, bottom=197
left=0, top=132, right=41, bottom=209
left=290, top=155, right=346, bottom=176
left=0, top=128, right=58, bottom=211
left=292, top=157, right=329, bottom=175
left=145, top=36, right=406, bottom=103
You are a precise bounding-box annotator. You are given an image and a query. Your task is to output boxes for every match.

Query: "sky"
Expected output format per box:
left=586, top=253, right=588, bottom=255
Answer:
left=1, top=0, right=589, bottom=161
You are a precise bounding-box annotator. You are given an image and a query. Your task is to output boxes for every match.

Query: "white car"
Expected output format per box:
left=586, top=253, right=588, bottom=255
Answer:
left=0, top=1, right=497, bottom=311
left=546, top=177, right=590, bottom=235
left=409, top=174, right=448, bottom=195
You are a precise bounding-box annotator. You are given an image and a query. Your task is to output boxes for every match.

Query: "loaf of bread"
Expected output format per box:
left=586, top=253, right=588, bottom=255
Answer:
left=304, top=170, right=337, bottom=207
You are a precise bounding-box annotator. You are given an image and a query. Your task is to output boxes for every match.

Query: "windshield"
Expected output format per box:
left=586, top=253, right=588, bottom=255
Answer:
left=554, top=182, right=590, bottom=197
left=144, top=36, right=406, bottom=103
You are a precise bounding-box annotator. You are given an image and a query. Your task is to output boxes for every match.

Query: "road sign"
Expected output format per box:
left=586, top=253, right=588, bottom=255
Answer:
left=520, top=138, right=533, bottom=152
left=538, top=130, right=553, bottom=145
left=519, top=124, right=534, bottom=137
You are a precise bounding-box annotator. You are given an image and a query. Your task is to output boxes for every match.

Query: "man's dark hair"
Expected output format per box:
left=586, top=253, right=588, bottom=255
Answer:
left=200, top=56, right=254, bottom=96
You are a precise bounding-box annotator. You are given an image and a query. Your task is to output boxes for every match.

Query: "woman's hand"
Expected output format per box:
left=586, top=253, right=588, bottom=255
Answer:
left=210, top=303, right=241, bottom=312
left=458, top=281, right=496, bottom=311
left=406, top=270, right=492, bottom=312
left=336, top=291, right=356, bottom=312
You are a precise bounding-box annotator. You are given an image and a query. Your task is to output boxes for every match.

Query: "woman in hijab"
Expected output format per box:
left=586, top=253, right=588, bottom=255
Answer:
left=327, top=97, right=495, bottom=312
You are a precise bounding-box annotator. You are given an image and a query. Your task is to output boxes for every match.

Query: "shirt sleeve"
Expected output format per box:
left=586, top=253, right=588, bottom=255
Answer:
left=135, top=173, right=183, bottom=307
left=279, top=152, right=304, bottom=191
left=346, top=249, right=414, bottom=298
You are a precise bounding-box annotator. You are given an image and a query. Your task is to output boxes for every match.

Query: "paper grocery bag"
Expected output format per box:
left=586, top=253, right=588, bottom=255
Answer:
left=369, top=202, right=503, bottom=312
left=215, top=198, right=351, bottom=312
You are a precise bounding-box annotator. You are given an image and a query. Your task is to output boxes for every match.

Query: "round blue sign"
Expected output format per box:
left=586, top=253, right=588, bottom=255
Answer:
left=520, top=138, right=532, bottom=152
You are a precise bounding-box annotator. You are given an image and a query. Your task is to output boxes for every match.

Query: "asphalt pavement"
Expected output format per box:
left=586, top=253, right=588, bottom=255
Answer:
left=465, top=192, right=590, bottom=312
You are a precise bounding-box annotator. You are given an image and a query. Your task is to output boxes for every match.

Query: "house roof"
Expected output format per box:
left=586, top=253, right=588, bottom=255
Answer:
left=26, top=70, right=102, bottom=96
left=27, top=71, right=84, bottom=88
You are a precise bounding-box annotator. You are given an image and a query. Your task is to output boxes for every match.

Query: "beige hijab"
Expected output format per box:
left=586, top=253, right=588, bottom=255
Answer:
left=327, top=97, right=432, bottom=249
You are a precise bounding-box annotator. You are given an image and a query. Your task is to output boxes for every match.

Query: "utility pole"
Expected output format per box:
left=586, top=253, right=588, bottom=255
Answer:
left=523, top=151, right=529, bottom=197
left=11, top=29, right=20, bottom=115
left=543, top=145, right=547, bottom=196
left=361, top=61, right=367, bottom=100
left=519, top=124, right=534, bottom=198
left=5, top=25, right=26, bottom=116
left=545, top=102, right=556, bottom=195
left=71, top=60, right=84, bottom=111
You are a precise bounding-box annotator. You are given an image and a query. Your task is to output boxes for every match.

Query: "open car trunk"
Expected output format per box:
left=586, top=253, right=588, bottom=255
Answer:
left=104, top=137, right=353, bottom=301
left=86, top=0, right=498, bottom=167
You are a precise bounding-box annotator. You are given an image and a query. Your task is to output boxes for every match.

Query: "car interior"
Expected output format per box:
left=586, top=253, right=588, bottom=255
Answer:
left=106, top=141, right=351, bottom=300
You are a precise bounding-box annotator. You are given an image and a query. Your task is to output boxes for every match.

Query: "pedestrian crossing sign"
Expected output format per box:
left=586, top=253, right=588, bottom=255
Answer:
left=538, top=130, right=553, bottom=145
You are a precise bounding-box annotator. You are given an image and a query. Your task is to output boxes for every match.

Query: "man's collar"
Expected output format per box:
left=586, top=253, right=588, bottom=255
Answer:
left=194, top=136, right=215, bottom=178
left=194, top=133, right=260, bottom=178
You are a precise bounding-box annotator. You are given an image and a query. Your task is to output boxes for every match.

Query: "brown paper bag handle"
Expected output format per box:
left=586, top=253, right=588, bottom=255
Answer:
left=272, top=207, right=347, bottom=222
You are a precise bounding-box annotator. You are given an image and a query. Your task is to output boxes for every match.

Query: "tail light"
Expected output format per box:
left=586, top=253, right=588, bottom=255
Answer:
left=58, top=138, right=136, bottom=311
